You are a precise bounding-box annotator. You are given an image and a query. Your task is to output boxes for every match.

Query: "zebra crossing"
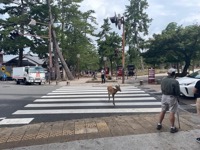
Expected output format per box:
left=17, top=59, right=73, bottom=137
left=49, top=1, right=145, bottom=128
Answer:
left=0, top=85, right=161, bottom=125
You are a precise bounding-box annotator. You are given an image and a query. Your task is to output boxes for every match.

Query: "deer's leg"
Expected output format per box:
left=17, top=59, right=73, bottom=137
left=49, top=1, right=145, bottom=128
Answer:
left=112, top=94, right=115, bottom=106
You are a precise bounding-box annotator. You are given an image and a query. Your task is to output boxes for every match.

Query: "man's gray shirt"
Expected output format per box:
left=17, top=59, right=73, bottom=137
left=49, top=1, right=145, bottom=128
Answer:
left=161, top=76, right=180, bottom=96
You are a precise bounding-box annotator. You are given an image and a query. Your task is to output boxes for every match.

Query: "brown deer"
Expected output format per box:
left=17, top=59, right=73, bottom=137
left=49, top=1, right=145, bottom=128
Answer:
left=107, top=84, right=121, bottom=106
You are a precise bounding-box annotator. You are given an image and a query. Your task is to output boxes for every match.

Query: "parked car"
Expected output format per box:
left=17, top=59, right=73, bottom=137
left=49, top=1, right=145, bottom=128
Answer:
left=176, top=70, right=200, bottom=97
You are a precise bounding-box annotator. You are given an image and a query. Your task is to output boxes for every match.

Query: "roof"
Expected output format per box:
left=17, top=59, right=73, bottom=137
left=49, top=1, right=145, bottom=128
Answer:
left=3, top=53, right=45, bottom=66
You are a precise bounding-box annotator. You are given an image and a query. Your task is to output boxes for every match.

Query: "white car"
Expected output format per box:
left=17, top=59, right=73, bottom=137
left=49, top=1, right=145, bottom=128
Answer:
left=176, top=70, right=200, bottom=97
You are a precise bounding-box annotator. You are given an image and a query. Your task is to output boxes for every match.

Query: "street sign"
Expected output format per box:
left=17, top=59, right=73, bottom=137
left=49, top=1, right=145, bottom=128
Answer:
left=1, top=66, right=6, bottom=72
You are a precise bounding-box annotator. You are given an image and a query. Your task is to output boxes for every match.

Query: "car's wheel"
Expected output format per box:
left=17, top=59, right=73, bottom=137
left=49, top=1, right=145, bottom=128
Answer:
left=16, top=80, right=20, bottom=84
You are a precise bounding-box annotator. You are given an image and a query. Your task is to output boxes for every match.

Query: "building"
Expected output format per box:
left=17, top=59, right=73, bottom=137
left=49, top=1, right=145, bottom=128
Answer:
left=3, top=53, right=46, bottom=67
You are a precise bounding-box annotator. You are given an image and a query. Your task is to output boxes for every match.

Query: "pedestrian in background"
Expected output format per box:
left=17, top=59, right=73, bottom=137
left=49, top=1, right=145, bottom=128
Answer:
left=101, top=68, right=105, bottom=83
left=2, top=74, right=7, bottom=81
left=193, top=80, right=200, bottom=143
left=156, top=68, right=180, bottom=133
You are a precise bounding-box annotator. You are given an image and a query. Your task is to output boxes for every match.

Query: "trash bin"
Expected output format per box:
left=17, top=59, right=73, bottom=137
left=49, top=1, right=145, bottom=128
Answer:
left=140, top=80, right=143, bottom=85
left=157, top=79, right=161, bottom=84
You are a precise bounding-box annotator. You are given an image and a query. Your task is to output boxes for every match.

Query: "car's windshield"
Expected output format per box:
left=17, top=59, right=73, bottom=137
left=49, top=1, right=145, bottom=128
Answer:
left=187, top=70, right=200, bottom=79
left=29, top=67, right=45, bottom=73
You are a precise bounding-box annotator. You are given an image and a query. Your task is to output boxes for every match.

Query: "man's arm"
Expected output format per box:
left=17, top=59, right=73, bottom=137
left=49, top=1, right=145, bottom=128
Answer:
left=193, top=87, right=198, bottom=94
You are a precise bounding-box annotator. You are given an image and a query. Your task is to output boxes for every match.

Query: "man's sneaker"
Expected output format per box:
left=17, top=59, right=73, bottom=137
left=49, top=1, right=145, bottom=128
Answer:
left=156, top=124, right=162, bottom=130
left=196, top=137, right=200, bottom=143
left=170, top=127, right=178, bottom=133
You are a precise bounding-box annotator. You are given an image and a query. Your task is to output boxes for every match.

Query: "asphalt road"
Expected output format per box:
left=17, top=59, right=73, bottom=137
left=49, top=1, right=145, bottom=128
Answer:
left=0, top=81, right=59, bottom=123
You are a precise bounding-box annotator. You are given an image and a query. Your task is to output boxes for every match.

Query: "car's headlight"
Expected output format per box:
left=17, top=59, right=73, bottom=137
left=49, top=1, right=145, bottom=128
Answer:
left=29, top=77, right=34, bottom=80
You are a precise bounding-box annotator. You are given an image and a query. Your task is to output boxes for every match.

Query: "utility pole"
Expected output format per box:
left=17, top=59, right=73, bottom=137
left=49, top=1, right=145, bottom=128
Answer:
left=110, top=13, right=125, bottom=84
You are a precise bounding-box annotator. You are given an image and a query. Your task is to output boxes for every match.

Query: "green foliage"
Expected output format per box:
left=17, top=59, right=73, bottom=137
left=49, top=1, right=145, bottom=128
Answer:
left=96, top=18, right=121, bottom=72
left=143, top=22, right=200, bottom=74
left=55, top=0, right=98, bottom=71
left=0, top=0, right=99, bottom=70
left=125, top=0, right=152, bottom=63
left=0, top=0, right=51, bottom=66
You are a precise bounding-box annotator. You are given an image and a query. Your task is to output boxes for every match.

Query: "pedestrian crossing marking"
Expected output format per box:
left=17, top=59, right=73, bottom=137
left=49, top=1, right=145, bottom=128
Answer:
left=34, top=97, right=156, bottom=102
left=42, top=93, right=150, bottom=98
left=0, top=117, right=6, bottom=120
left=13, top=108, right=161, bottom=115
left=25, top=102, right=161, bottom=107
left=52, top=90, right=141, bottom=94
left=48, top=91, right=145, bottom=95
left=0, top=118, right=34, bottom=125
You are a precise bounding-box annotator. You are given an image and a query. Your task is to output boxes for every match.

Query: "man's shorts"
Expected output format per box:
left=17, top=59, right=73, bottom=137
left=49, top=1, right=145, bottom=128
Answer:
left=161, top=94, right=178, bottom=113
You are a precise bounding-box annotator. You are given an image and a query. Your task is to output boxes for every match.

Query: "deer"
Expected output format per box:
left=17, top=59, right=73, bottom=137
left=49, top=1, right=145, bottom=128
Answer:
left=107, top=84, right=121, bottom=106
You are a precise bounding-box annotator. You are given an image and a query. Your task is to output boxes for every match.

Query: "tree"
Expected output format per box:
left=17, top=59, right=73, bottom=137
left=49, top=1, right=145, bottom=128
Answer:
left=97, top=19, right=121, bottom=75
left=0, top=0, right=37, bottom=66
left=124, top=0, right=152, bottom=69
left=0, top=0, right=98, bottom=80
left=143, top=22, right=200, bottom=76
left=56, top=0, right=98, bottom=78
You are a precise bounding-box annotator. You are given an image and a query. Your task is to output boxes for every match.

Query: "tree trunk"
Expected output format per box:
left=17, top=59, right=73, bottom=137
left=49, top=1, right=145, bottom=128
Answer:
left=140, top=56, right=144, bottom=71
left=18, top=48, right=23, bottom=67
left=51, top=30, right=74, bottom=80
left=182, top=59, right=190, bottom=76
left=47, top=0, right=74, bottom=80
left=53, top=42, right=61, bottom=81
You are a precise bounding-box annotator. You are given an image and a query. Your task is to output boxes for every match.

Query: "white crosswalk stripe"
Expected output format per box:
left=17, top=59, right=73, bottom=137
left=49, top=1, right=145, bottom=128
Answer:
left=1, top=85, right=161, bottom=125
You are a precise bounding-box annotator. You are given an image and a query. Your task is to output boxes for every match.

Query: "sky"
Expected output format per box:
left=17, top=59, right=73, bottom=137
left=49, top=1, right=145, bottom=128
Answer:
left=3, top=0, right=200, bottom=61
left=80, top=0, right=200, bottom=35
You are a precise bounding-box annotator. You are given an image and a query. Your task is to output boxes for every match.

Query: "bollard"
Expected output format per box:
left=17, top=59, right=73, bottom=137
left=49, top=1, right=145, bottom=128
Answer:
left=66, top=81, right=70, bottom=85
left=140, top=80, right=143, bottom=85
left=157, top=79, right=161, bottom=84
left=56, top=80, right=58, bottom=85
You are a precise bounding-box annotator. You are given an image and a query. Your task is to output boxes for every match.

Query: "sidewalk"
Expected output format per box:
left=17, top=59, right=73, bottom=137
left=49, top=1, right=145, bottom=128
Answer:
left=8, top=129, right=200, bottom=150
left=0, top=76, right=200, bottom=150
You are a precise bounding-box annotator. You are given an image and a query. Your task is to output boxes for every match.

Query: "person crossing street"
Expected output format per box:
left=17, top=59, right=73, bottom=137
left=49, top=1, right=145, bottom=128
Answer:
left=101, top=68, right=106, bottom=83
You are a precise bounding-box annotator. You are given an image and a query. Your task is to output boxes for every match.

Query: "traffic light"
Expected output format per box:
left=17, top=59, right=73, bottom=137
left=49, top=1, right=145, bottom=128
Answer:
left=110, top=13, right=118, bottom=27
left=9, top=30, right=20, bottom=40
left=110, top=13, right=124, bottom=30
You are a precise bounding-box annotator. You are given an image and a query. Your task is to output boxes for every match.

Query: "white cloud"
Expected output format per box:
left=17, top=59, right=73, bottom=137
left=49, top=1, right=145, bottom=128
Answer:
left=80, top=0, right=200, bottom=36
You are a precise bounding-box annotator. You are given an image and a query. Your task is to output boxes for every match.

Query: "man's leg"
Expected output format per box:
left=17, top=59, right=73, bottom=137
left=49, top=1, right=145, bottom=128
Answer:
left=159, top=111, right=166, bottom=124
left=170, top=112, right=175, bottom=127
left=169, top=111, right=178, bottom=133
left=157, top=111, right=165, bottom=130
left=169, top=112, right=175, bottom=127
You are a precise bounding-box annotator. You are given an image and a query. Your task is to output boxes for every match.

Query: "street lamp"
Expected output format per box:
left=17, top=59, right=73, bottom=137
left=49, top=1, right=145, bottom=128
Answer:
left=77, top=54, right=80, bottom=79
left=29, top=19, right=52, bottom=84
left=110, top=13, right=125, bottom=84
